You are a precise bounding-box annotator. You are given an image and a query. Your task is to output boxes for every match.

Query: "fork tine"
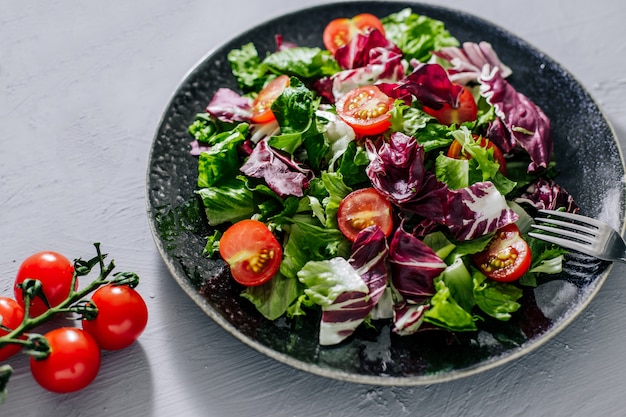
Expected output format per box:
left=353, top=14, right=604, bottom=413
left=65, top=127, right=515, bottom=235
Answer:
left=530, top=224, right=596, bottom=244
left=528, top=231, right=593, bottom=254
left=534, top=217, right=599, bottom=236
left=537, top=209, right=605, bottom=229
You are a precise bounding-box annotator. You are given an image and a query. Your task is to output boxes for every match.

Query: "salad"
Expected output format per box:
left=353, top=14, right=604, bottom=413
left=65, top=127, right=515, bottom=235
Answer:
left=187, top=9, right=578, bottom=346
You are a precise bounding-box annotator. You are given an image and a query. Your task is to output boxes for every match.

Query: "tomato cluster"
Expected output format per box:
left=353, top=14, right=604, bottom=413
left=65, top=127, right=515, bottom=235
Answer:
left=0, top=250, right=148, bottom=394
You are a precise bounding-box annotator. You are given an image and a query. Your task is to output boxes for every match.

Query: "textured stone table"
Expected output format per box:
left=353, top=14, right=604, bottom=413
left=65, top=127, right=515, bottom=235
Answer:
left=1, top=0, right=625, bottom=415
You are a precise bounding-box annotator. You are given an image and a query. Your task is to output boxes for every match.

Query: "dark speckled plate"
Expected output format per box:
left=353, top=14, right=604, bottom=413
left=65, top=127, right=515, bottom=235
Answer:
left=146, top=1, right=625, bottom=385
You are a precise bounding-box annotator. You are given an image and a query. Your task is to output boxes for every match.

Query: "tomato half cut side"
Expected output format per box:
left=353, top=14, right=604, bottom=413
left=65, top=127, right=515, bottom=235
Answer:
left=250, top=75, right=290, bottom=124
left=447, top=134, right=507, bottom=175
left=323, top=13, right=385, bottom=55
left=472, top=223, right=531, bottom=282
left=337, top=188, right=394, bottom=241
left=219, top=219, right=283, bottom=286
left=336, top=85, right=394, bottom=136
left=422, top=85, right=478, bottom=126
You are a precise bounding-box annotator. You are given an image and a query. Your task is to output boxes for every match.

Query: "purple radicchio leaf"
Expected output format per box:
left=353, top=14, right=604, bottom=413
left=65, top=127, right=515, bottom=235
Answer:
left=334, top=28, right=402, bottom=70
left=433, top=41, right=512, bottom=86
left=378, top=63, right=463, bottom=110
left=206, top=88, right=252, bottom=123
left=274, top=34, right=298, bottom=51
left=392, top=302, right=429, bottom=336
left=365, top=132, right=451, bottom=221
left=514, top=178, right=579, bottom=213
left=349, top=226, right=389, bottom=305
left=480, top=67, right=553, bottom=173
left=445, top=181, right=519, bottom=241
left=239, top=139, right=312, bottom=198
left=365, top=132, right=427, bottom=204
left=330, top=30, right=404, bottom=102
left=318, top=227, right=390, bottom=345
left=388, top=227, right=447, bottom=304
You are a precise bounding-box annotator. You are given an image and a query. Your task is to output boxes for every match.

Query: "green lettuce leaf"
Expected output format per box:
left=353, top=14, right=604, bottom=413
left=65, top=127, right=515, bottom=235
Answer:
left=424, top=277, right=478, bottom=332
left=196, top=178, right=255, bottom=226
left=297, top=257, right=367, bottom=306
left=263, top=47, right=340, bottom=79
left=472, top=269, right=523, bottom=320
left=241, top=273, right=301, bottom=320
left=280, top=217, right=351, bottom=280
left=268, top=77, right=318, bottom=154
left=382, top=8, right=459, bottom=62
left=227, top=42, right=269, bottom=92
left=197, top=123, right=248, bottom=188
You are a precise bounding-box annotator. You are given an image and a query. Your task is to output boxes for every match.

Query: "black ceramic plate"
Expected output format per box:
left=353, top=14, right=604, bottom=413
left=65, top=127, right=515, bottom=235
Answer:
left=146, top=1, right=625, bottom=385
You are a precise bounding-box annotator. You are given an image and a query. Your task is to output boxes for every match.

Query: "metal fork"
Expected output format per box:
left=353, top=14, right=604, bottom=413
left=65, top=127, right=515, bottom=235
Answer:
left=529, top=209, right=626, bottom=263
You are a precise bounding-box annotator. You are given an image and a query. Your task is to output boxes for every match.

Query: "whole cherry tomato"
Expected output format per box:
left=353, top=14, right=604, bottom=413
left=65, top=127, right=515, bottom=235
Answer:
left=30, top=327, right=101, bottom=393
left=82, top=284, right=148, bottom=350
left=14, top=251, right=75, bottom=317
left=0, top=297, right=25, bottom=361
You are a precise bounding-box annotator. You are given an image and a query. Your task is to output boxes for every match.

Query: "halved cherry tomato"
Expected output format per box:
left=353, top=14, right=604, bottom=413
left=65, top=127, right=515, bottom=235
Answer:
left=251, top=75, right=290, bottom=124
left=82, top=284, right=148, bottom=351
left=0, top=297, right=25, bottom=361
left=323, top=13, right=385, bottom=55
left=472, top=224, right=531, bottom=282
left=448, top=134, right=507, bottom=175
left=337, top=188, right=394, bottom=241
left=14, top=251, right=76, bottom=317
left=336, top=85, right=394, bottom=136
left=219, top=219, right=282, bottom=286
left=30, top=327, right=101, bottom=393
left=422, top=85, right=478, bottom=126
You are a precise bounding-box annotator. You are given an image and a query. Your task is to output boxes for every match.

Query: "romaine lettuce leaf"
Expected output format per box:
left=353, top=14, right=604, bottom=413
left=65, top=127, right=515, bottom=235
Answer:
left=196, top=178, right=255, bottom=226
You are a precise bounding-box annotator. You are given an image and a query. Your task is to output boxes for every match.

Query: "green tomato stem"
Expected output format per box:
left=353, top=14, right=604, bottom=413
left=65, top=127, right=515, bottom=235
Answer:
left=0, top=243, right=120, bottom=351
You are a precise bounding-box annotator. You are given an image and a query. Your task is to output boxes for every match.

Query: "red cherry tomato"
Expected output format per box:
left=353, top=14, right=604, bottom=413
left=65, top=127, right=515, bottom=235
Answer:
left=447, top=134, right=507, bottom=175
left=219, top=219, right=283, bottom=286
left=82, top=284, right=148, bottom=351
left=250, top=75, right=290, bottom=124
left=0, top=297, right=25, bottom=361
left=30, top=327, right=101, bottom=393
left=337, top=188, right=394, bottom=241
left=472, top=224, right=531, bottom=282
left=336, top=85, right=395, bottom=136
left=323, top=13, right=385, bottom=55
left=422, top=85, right=478, bottom=126
left=14, top=251, right=76, bottom=317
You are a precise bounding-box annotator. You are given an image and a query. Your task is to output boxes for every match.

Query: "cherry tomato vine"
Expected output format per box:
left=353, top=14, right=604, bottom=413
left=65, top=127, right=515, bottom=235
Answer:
left=0, top=243, right=147, bottom=401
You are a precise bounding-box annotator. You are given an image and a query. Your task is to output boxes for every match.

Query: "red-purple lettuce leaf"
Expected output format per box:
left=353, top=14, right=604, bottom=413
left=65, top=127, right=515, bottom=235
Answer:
left=205, top=88, right=252, bottom=123
left=240, top=139, right=312, bottom=198
left=379, top=63, right=463, bottom=109
left=334, top=28, right=402, bottom=70
left=318, top=226, right=389, bottom=345
left=445, top=181, right=519, bottom=240
left=480, top=67, right=553, bottom=173
left=433, top=41, right=512, bottom=85
left=514, top=178, right=579, bottom=213
left=388, top=227, right=447, bottom=304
